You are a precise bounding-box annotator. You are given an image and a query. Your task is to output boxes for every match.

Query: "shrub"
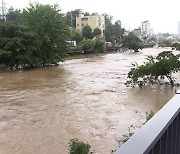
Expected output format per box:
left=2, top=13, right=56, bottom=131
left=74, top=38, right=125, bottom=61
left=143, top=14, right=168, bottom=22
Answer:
left=79, top=39, right=95, bottom=52
left=158, top=40, right=172, bottom=47
left=122, top=126, right=134, bottom=143
left=93, top=39, right=106, bottom=53
left=171, top=42, right=180, bottom=50
left=69, top=138, right=91, bottom=154
left=79, top=39, right=105, bottom=53
left=146, top=110, right=155, bottom=122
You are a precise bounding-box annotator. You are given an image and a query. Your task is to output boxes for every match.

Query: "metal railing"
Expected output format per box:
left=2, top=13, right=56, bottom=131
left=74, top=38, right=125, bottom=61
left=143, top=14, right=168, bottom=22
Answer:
left=116, top=93, right=180, bottom=154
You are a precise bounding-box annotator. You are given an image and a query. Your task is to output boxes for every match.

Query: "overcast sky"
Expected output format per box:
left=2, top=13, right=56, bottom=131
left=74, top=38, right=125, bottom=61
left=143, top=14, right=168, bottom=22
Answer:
left=4, top=0, right=180, bottom=34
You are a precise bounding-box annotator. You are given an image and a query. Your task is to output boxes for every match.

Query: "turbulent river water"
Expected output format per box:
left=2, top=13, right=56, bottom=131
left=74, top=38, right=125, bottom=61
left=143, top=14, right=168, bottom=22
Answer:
left=0, top=48, right=178, bottom=154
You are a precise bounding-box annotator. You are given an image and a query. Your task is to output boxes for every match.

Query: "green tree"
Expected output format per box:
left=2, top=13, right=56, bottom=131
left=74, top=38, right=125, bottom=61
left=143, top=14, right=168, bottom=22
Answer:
left=158, top=40, right=172, bottom=47
left=91, top=12, right=99, bottom=16
left=104, top=14, right=113, bottom=42
left=103, top=14, right=125, bottom=44
left=171, top=42, right=180, bottom=50
left=0, top=22, right=39, bottom=69
left=6, top=7, right=23, bottom=24
left=79, top=39, right=105, bottom=53
left=121, top=32, right=143, bottom=52
left=145, top=37, right=157, bottom=47
left=93, top=39, right=105, bottom=53
left=82, top=25, right=93, bottom=39
left=84, top=12, right=90, bottom=16
left=79, top=39, right=95, bottom=51
left=65, top=9, right=81, bottom=28
left=70, top=28, right=83, bottom=45
left=112, top=20, right=125, bottom=44
left=93, top=28, right=102, bottom=38
left=127, top=51, right=180, bottom=86
left=23, top=3, right=69, bottom=65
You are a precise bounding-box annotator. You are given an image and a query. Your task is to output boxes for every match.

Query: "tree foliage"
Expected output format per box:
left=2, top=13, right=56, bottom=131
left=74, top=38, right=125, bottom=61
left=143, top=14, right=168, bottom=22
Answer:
left=65, top=9, right=81, bottom=28
left=70, top=28, right=83, bottom=45
left=82, top=25, right=93, bottom=39
left=104, top=14, right=113, bottom=42
left=171, top=42, right=180, bottom=50
left=121, top=32, right=144, bottom=52
left=112, top=20, right=125, bottom=44
left=79, top=39, right=95, bottom=51
left=158, top=40, right=172, bottom=47
left=84, top=12, right=90, bottom=16
left=93, top=28, right=102, bottom=38
left=0, top=3, right=70, bottom=69
left=93, top=39, right=105, bottom=53
left=6, top=7, right=24, bottom=24
left=79, top=39, right=105, bottom=53
left=127, top=51, right=180, bottom=86
left=0, top=22, right=39, bottom=69
left=104, top=14, right=125, bottom=44
left=23, top=3, right=69, bottom=65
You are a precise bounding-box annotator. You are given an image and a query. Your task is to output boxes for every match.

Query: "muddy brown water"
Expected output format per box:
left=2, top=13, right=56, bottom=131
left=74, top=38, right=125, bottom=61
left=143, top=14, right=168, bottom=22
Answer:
left=0, top=48, right=178, bottom=154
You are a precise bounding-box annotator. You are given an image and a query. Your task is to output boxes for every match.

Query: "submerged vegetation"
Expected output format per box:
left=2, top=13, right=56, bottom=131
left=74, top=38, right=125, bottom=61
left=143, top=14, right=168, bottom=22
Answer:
left=146, top=110, right=155, bottom=122
left=69, top=138, right=91, bottom=154
left=122, top=126, right=135, bottom=143
left=120, top=110, right=155, bottom=146
left=121, top=32, right=144, bottom=52
left=127, top=51, right=180, bottom=87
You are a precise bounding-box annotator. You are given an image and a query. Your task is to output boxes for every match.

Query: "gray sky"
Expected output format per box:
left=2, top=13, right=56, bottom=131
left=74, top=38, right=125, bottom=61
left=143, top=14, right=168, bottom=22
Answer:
left=4, top=0, right=180, bottom=34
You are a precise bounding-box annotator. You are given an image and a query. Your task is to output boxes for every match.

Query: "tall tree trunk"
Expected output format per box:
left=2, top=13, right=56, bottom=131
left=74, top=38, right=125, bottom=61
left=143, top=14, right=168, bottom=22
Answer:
left=166, top=75, right=174, bottom=86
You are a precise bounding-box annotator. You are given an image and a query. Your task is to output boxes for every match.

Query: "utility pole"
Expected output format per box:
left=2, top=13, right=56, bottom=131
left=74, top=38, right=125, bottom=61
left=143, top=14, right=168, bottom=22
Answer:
left=1, top=0, right=6, bottom=21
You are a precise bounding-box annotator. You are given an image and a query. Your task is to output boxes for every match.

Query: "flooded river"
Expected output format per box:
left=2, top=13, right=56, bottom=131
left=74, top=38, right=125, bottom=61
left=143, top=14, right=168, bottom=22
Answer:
left=0, top=48, right=177, bottom=154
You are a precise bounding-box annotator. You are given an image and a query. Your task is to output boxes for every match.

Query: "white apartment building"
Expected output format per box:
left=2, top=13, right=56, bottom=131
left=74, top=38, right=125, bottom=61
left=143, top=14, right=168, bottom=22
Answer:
left=141, top=20, right=150, bottom=37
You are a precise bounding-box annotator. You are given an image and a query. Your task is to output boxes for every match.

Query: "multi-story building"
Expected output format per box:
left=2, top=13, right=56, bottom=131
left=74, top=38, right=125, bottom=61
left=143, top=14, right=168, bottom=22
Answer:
left=178, top=21, right=180, bottom=36
left=141, top=20, right=150, bottom=37
left=76, top=11, right=105, bottom=36
left=132, top=27, right=142, bottom=38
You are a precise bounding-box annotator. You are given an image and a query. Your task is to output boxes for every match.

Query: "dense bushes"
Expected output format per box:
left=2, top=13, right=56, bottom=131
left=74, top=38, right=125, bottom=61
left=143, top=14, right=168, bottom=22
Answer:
left=0, top=4, right=69, bottom=69
left=93, top=39, right=105, bottom=53
left=121, top=32, right=144, bottom=52
left=158, top=40, right=172, bottom=47
left=0, top=23, right=40, bottom=69
left=79, top=39, right=95, bottom=52
left=79, top=39, right=105, bottom=53
left=171, top=42, right=180, bottom=50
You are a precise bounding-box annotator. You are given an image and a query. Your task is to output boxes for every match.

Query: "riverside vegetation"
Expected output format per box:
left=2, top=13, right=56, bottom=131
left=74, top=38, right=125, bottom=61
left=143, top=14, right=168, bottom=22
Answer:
left=1, top=2, right=178, bottom=154
left=0, top=3, right=146, bottom=70
left=0, top=4, right=69, bottom=69
left=126, top=51, right=180, bottom=87
left=0, top=4, right=107, bottom=70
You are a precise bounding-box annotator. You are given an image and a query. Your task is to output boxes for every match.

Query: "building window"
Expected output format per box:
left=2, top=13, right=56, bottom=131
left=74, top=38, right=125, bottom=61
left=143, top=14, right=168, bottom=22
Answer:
left=82, top=18, right=88, bottom=21
left=82, top=24, right=84, bottom=26
left=98, top=23, right=101, bottom=26
left=77, top=24, right=79, bottom=27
